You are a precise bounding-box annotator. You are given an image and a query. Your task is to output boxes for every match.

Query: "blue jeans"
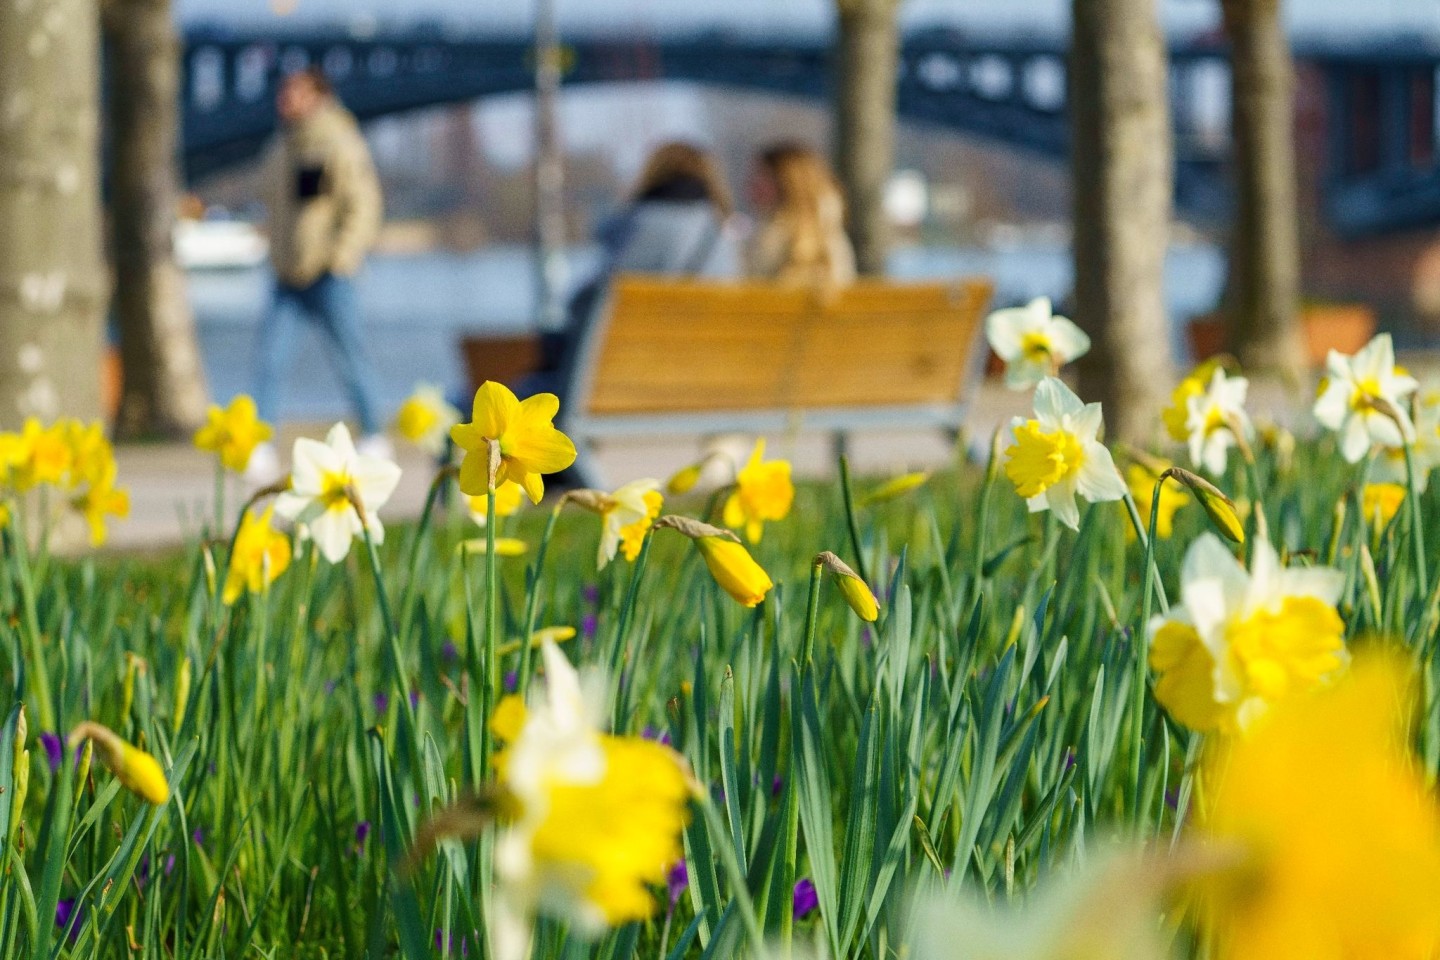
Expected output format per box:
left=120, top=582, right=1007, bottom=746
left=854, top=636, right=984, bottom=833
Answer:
left=253, top=273, right=379, bottom=434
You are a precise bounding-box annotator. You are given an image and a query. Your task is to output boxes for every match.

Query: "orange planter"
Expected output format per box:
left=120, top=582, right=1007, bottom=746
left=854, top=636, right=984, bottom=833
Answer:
left=1187, top=304, right=1377, bottom=367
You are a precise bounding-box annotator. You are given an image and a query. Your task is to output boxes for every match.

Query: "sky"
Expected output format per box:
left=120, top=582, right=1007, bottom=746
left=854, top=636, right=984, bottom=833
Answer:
left=178, top=0, right=1440, bottom=41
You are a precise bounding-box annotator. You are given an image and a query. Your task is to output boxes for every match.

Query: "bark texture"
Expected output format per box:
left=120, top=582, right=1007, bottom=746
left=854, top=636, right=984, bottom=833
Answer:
left=1220, top=0, right=1305, bottom=380
left=104, top=0, right=210, bottom=439
left=0, top=0, right=107, bottom=426
left=1070, top=0, right=1176, bottom=442
left=834, top=0, right=900, bottom=277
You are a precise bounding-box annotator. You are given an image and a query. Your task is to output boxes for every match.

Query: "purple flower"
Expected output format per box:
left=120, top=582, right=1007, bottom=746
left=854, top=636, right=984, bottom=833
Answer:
left=55, top=899, right=83, bottom=942
left=503, top=671, right=518, bottom=692
left=39, top=732, right=62, bottom=773
left=581, top=613, right=599, bottom=640
left=771, top=775, right=784, bottom=798
left=373, top=691, right=389, bottom=715
left=164, top=854, right=176, bottom=876
left=793, top=878, right=818, bottom=919
left=410, top=690, right=420, bottom=711
left=641, top=726, right=672, bottom=747
left=667, top=861, right=689, bottom=906
left=356, top=821, right=371, bottom=849
left=583, top=584, right=600, bottom=605
left=324, top=679, right=338, bottom=696
left=433, top=929, right=470, bottom=955
left=441, top=640, right=459, bottom=663
left=192, top=827, right=205, bottom=848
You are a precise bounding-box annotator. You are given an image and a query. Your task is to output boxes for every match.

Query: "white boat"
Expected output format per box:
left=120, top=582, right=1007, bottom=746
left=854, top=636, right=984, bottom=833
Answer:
left=175, top=218, right=268, bottom=271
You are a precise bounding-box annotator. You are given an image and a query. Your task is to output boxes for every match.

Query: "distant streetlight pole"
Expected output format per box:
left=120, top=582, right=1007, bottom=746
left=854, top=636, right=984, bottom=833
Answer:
left=532, top=0, right=567, bottom=332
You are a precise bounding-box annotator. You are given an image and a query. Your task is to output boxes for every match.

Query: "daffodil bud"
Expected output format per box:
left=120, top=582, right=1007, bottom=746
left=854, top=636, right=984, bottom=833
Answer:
left=67, top=722, right=170, bottom=805
left=12, top=705, right=26, bottom=776
left=121, top=654, right=143, bottom=723
left=816, top=552, right=879, bottom=621
left=496, top=626, right=577, bottom=657
left=458, top=537, right=529, bottom=557
left=201, top=545, right=218, bottom=599
left=9, top=749, right=27, bottom=840
left=666, top=462, right=703, bottom=495
left=559, top=489, right=613, bottom=515
left=859, top=472, right=930, bottom=507
left=173, top=658, right=192, bottom=737
left=695, top=536, right=773, bottom=607
left=1163, top=467, right=1245, bottom=545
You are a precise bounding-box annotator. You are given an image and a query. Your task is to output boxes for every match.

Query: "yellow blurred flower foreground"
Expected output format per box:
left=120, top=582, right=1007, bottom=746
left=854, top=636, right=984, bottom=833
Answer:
left=1190, top=654, right=1440, bottom=960
left=1149, top=534, right=1345, bottom=734
left=392, top=383, right=460, bottom=456
left=488, top=641, right=690, bottom=959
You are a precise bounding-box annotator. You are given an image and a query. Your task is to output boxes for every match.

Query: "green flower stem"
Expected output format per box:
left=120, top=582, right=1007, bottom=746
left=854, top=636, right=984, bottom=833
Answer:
left=610, top=529, right=655, bottom=730
left=213, top=459, right=226, bottom=538
left=1129, top=479, right=1165, bottom=828
left=972, top=430, right=1001, bottom=589
left=518, top=503, right=563, bottom=700
left=1404, top=441, right=1429, bottom=603
left=484, top=482, right=499, bottom=714
left=6, top=504, right=54, bottom=733
left=800, top=559, right=823, bottom=667
left=1122, top=491, right=1170, bottom=616
left=838, top=455, right=871, bottom=587
left=360, top=516, right=420, bottom=758
left=399, top=464, right=459, bottom=639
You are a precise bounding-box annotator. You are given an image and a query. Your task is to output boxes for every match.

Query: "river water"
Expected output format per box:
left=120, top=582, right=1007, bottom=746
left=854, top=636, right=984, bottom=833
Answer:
left=188, top=241, right=1224, bottom=421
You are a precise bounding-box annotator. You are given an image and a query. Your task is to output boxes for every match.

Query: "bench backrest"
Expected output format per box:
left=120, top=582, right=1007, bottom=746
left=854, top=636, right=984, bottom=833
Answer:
left=568, top=276, right=993, bottom=422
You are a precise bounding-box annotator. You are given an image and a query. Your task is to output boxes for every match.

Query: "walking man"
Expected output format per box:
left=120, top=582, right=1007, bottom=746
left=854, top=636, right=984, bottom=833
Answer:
left=248, top=67, right=387, bottom=480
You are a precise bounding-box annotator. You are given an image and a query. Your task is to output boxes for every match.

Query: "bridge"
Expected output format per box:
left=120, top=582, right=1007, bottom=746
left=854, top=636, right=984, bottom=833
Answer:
left=179, top=25, right=1440, bottom=236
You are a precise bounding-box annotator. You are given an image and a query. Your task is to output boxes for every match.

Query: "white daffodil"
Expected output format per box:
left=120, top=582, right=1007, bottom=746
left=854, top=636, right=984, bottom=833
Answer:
left=985, top=297, right=1091, bottom=390
left=392, top=383, right=461, bottom=456
left=1313, top=333, right=1417, bottom=463
left=1002, top=377, right=1126, bottom=530
left=489, top=641, right=689, bottom=960
left=274, top=422, right=402, bottom=563
left=1374, top=400, right=1440, bottom=492
left=1185, top=367, right=1253, bottom=476
left=1148, top=534, right=1346, bottom=735
left=596, top=478, right=662, bottom=570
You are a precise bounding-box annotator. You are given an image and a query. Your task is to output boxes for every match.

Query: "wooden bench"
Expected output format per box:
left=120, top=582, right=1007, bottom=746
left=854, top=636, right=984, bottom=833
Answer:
left=561, top=275, right=993, bottom=485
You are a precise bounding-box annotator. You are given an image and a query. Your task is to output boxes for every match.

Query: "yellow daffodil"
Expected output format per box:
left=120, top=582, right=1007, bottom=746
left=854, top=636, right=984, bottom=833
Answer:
left=1185, top=367, right=1253, bottom=475
left=1188, top=654, right=1440, bottom=960
left=1362, top=482, right=1406, bottom=529
left=1148, top=534, right=1346, bottom=735
left=1162, top=358, right=1225, bottom=443
left=489, top=641, right=690, bottom=960
left=393, top=383, right=461, bottom=456
left=193, top=395, right=274, bottom=474
left=984, top=297, right=1091, bottom=390
left=467, top=480, right=526, bottom=527
left=451, top=381, right=576, bottom=503
left=859, top=471, right=930, bottom=507
left=1003, top=377, right=1125, bottom=530
left=274, top=422, right=402, bottom=564
left=588, top=479, right=662, bottom=569
left=63, top=419, right=114, bottom=488
left=1124, top=462, right=1189, bottom=541
left=223, top=506, right=292, bottom=605
left=72, top=460, right=130, bottom=547
left=6, top=418, right=73, bottom=491
left=67, top=721, right=170, bottom=805
left=1313, top=333, right=1418, bottom=463
left=721, top=439, right=793, bottom=543
left=818, top=551, right=879, bottom=621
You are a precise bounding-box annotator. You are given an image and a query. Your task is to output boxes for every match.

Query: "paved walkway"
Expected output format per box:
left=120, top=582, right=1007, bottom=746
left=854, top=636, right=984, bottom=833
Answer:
left=101, top=364, right=1379, bottom=552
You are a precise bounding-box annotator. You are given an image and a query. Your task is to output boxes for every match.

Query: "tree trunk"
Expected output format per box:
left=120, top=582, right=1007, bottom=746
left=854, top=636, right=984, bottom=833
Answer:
left=1070, top=0, right=1176, bottom=442
left=0, top=0, right=107, bottom=426
left=834, top=0, right=900, bottom=277
left=1220, top=0, right=1304, bottom=380
left=104, top=0, right=210, bottom=439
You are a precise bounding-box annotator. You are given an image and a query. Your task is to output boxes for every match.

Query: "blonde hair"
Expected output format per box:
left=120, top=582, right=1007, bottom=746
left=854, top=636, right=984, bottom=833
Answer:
left=631, top=142, right=733, bottom=218
left=759, top=142, right=849, bottom=284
